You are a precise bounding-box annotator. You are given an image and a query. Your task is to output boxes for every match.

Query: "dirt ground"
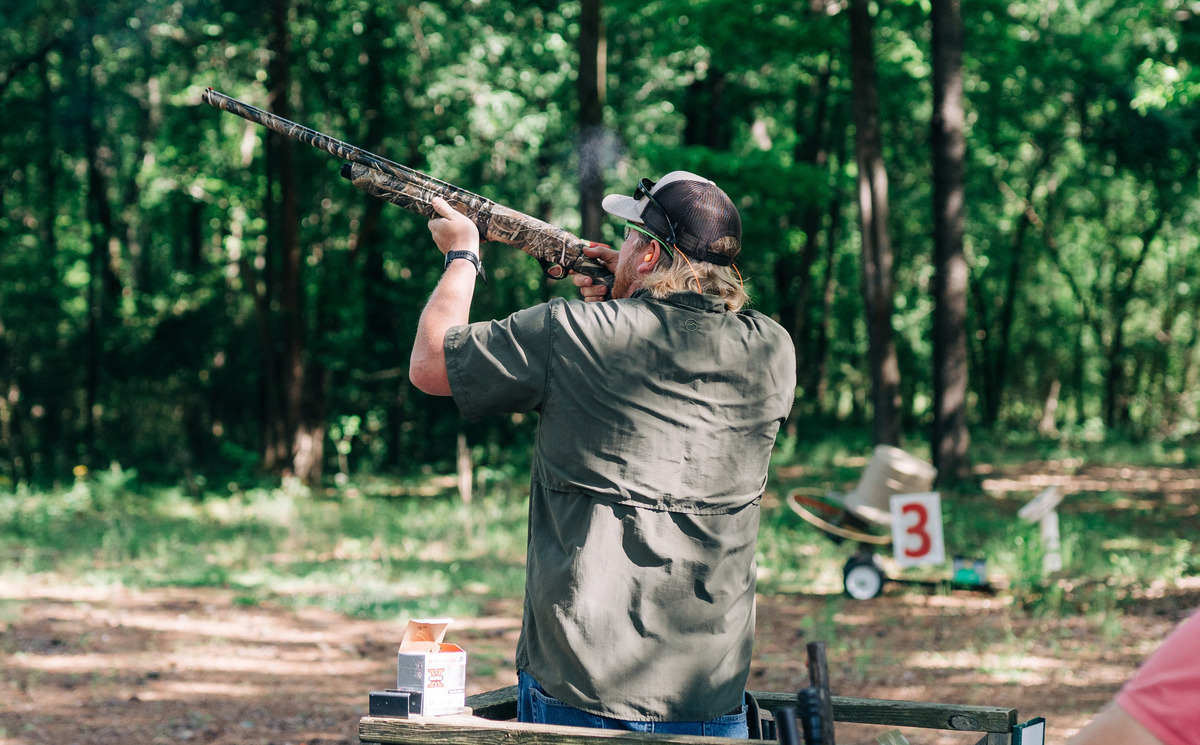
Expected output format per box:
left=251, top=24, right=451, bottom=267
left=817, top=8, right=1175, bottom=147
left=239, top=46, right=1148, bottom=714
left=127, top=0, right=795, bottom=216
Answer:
left=3, top=461, right=1199, bottom=745
left=3, top=578, right=1197, bottom=745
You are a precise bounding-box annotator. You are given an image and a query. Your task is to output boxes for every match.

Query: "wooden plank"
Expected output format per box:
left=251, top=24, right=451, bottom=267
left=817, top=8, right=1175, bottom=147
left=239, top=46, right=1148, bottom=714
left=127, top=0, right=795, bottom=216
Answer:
left=465, top=685, right=518, bottom=720
left=460, top=686, right=1017, bottom=736
left=748, top=692, right=1017, bottom=733
left=360, top=714, right=745, bottom=744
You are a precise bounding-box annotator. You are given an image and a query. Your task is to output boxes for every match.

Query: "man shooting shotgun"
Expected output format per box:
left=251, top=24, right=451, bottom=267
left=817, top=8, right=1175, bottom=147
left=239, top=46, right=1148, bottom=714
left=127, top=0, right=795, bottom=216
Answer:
left=414, top=172, right=796, bottom=737
left=202, top=88, right=613, bottom=288
left=206, top=88, right=795, bottom=736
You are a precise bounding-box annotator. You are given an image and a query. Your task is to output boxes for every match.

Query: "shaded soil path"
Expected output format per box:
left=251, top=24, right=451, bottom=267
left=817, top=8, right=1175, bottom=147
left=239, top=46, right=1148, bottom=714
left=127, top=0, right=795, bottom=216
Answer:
left=6, top=459, right=1200, bottom=744
left=3, top=578, right=1197, bottom=745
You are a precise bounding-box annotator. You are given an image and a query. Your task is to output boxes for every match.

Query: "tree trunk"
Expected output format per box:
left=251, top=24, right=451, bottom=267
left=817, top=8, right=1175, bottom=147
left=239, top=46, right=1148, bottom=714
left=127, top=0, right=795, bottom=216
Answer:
left=353, top=5, right=404, bottom=475
left=577, top=0, right=605, bottom=241
left=976, top=144, right=1055, bottom=427
left=683, top=69, right=731, bottom=150
left=350, top=4, right=388, bottom=268
left=293, top=357, right=327, bottom=484
left=264, top=0, right=320, bottom=483
left=41, top=54, right=63, bottom=482
left=988, top=199, right=1029, bottom=425
left=456, top=432, right=473, bottom=507
left=930, top=0, right=970, bottom=481
left=1103, top=211, right=1164, bottom=429
left=790, top=62, right=834, bottom=401
left=81, top=23, right=125, bottom=466
left=1038, top=379, right=1061, bottom=436
left=849, top=0, right=902, bottom=446
left=814, top=154, right=845, bottom=410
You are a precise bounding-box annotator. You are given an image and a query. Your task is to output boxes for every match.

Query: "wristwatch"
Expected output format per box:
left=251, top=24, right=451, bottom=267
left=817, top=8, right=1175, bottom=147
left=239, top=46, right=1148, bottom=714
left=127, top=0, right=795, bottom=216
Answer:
left=444, top=249, right=487, bottom=284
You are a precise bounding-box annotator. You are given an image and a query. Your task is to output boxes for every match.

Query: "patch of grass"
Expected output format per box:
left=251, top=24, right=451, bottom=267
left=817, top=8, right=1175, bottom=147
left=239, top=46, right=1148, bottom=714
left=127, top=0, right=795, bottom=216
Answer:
left=4, top=427, right=1197, bottom=625
left=0, top=470, right=530, bottom=622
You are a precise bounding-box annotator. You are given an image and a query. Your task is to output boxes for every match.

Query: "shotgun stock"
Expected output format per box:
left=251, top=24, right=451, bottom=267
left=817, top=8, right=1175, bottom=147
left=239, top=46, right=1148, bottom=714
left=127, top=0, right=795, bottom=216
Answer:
left=202, top=88, right=614, bottom=289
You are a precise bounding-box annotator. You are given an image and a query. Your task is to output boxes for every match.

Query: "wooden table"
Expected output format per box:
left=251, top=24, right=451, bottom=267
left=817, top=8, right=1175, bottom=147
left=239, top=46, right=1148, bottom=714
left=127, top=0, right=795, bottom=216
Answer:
left=360, top=685, right=1021, bottom=745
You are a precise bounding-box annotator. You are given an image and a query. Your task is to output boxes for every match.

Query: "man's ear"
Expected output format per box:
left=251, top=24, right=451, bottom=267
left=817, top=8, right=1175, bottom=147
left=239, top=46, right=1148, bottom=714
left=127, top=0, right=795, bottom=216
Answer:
left=636, top=240, right=661, bottom=275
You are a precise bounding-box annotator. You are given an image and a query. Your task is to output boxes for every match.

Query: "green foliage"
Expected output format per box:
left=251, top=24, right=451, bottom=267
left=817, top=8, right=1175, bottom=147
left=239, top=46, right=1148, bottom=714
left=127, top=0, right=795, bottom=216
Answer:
left=3, top=0, right=1200, bottom=487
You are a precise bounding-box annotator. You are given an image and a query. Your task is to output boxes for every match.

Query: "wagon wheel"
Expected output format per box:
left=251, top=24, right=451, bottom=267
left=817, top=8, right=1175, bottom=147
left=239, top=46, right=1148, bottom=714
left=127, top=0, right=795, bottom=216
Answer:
left=786, top=489, right=892, bottom=546
left=843, top=554, right=887, bottom=600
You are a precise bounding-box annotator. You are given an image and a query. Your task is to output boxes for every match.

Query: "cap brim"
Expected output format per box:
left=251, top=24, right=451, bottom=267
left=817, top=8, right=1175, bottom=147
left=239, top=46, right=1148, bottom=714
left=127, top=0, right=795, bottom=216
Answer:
left=602, top=193, right=646, bottom=222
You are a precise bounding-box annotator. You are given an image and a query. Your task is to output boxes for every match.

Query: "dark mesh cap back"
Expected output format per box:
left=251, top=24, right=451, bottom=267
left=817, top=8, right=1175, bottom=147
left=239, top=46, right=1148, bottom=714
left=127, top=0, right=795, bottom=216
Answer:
left=643, top=180, right=742, bottom=265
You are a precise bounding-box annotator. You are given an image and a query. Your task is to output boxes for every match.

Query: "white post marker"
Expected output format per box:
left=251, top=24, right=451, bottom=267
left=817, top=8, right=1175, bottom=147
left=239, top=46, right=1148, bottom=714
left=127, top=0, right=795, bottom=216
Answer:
left=1013, top=717, right=1046, bottom=745
left=890, top=492, right=945, bottom=568
left=1018, top=486, right=1064, bottom=575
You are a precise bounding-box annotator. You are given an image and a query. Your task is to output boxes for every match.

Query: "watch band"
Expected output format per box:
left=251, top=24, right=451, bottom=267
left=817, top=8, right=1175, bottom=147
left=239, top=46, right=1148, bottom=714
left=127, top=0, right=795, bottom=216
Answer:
left=444, top=250, right=487, bottom=284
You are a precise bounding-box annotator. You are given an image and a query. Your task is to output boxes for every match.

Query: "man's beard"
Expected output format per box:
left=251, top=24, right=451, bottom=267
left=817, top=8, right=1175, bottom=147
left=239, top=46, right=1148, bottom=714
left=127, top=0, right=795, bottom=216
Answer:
left=610, top=253, right=639, bottom=299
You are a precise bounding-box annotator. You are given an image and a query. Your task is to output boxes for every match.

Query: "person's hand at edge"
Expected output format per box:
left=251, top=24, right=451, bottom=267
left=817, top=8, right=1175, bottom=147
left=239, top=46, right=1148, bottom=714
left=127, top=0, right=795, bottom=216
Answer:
left=428, top=197, right=481, bottom=258
left=572, top=243, right=619, bottom=302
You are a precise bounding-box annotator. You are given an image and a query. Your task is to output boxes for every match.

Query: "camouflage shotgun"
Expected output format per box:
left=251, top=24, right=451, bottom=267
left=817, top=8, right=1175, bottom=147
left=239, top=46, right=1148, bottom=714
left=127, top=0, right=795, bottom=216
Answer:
left=202, top=88, right=614, bottom=289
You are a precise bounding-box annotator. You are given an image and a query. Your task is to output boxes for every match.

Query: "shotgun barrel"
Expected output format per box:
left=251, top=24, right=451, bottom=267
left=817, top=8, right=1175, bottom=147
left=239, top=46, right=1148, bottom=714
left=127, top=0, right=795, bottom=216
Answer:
left=202, top=88, right=614, bottom=288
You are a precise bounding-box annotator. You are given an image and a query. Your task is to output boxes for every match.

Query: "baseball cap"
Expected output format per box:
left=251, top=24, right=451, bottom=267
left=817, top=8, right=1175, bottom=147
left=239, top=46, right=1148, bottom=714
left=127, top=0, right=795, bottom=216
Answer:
left=601, top=171, right=741, bottom=265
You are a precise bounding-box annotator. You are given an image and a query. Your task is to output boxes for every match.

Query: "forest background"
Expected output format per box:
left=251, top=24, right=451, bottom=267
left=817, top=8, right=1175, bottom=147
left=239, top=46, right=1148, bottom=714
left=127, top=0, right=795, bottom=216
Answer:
left=4, top=0, right=1200, bottom=489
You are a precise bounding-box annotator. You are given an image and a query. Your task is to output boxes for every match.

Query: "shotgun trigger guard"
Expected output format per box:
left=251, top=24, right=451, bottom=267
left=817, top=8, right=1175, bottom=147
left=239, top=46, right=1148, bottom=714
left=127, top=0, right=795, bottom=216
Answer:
left=537, top=257, right=569, bottom=280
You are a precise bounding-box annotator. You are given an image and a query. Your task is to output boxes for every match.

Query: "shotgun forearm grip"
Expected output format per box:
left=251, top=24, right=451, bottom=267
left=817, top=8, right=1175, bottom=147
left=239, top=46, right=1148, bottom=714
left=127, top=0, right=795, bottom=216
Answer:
left=343, top=163, right=614, bottom=290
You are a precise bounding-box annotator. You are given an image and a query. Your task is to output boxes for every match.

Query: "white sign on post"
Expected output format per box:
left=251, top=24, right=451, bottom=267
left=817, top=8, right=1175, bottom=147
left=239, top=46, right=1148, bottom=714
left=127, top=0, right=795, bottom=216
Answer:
left=1017, top=486, right=1063, bottom=523
left=890, top=492, right=945, bottom=568
left=1019, top=487, right=1065, bottom=575
left=1013, top=717, right=1046, bottom=745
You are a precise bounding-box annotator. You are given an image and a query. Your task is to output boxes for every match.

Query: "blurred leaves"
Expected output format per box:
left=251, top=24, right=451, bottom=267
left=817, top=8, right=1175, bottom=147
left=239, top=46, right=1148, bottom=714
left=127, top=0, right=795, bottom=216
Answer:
left=3, top=0, right=1200, bottom=488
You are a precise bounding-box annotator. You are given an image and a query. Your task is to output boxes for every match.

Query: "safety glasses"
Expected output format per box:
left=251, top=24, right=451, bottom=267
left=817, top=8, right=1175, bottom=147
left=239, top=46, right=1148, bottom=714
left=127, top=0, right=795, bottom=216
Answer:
left=624, top=222, right=675, bottom=257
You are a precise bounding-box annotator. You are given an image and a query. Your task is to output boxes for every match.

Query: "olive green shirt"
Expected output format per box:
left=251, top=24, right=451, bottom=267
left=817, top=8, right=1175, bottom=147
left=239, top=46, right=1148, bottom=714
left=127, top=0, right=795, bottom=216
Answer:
left=445, top=290, right=795, bottom=721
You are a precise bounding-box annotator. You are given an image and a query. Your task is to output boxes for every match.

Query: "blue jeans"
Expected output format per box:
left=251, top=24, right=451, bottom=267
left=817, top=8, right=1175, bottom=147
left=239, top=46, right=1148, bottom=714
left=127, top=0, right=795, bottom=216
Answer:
left=516, top=670, right=749, bottom=739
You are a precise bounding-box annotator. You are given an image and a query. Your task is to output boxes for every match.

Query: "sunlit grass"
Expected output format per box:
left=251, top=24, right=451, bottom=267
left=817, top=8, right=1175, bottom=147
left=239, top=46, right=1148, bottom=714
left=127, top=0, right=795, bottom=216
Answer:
left=2, top=429, right=1197, bottom=620
left=0, top=466, right=528, bottom=620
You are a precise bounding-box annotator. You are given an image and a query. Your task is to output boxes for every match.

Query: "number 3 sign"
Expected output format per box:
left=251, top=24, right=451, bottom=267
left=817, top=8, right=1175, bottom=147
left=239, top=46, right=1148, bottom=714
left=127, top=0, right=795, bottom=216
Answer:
left=889, top=492, right=945, bottom=568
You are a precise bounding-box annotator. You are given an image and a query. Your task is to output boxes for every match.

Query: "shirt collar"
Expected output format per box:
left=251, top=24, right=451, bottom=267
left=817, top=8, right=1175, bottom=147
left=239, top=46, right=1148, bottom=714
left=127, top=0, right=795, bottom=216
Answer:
left=631, top=289, right=727, bottom=313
